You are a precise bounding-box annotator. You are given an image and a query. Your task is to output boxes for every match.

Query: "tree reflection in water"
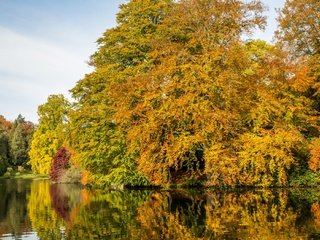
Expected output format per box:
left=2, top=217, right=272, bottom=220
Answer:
left=23, top=180, right=320, bottom=239
left=136, top=190, right=320, bottom=239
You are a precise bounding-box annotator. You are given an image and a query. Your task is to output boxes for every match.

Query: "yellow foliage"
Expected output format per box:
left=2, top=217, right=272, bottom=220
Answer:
left=29, top=95, right=69, bottom=175
left=62, top=0, right=319, bottom=187
left=29, top=130, right=61, bottom=174
left=27, top=180, right=62, bottom=239
left=136, top=192, right=201, bottom=240
left=205, top=191, right=302, bottom=239
left=309, top=139, right=320, bottom=171
left=237, top=129, right=303, bottom=186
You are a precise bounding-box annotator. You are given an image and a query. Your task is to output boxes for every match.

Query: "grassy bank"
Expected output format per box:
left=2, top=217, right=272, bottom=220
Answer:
left=0, top=172, right=49, bottom=180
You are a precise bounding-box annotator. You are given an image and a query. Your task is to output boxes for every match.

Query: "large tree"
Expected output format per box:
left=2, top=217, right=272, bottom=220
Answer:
left=66, top=0, right=317, bottom=187
left=9, top=115, right=34, bottom=167
left=69, top=0, right=172, bottom=186
left=109, top=0, right=267, bottom=185
left=29, top=95, right=70, bottom=174
left=276, top=0, right=320, bottom=172
left=276, top=0, right=320, bottom=57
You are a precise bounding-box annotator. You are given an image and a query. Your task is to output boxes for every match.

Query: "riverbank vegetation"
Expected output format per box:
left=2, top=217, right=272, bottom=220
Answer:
left=1, top=0, right=319, bottom=188
left=3, top=180, right=320, bottom=239
left=0, top=115, right=35, bottom=176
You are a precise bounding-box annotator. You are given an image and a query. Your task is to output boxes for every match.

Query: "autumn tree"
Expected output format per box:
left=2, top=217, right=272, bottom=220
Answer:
left=276, top=0, right=320, bottom=57
left=107, top=0, right=268, bottom=185
left=277, top=0, right=320, bottom=174
left=29, top=95, right=70, bottom=174
left=68, top=0, right=172, bottom=186
left=63, top=0, right=318, bottom=187
left=0, top=116, right=12, bottom=174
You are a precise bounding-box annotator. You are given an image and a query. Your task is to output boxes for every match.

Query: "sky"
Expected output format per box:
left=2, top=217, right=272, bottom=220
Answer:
left=0, top=0, right=284, bottom=123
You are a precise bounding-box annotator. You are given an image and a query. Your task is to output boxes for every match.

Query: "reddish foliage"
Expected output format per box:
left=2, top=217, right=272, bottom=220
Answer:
left=49, top=184, right=70, bottom=221
left=50, top=147, right=70, bottom=181
left=0, top=115, right=12, bottom=131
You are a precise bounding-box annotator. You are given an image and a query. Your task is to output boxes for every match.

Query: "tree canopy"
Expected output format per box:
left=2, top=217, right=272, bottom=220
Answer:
left=29, top=95, right=70, bottom=175
left=27, top=0, right=320, bottom=187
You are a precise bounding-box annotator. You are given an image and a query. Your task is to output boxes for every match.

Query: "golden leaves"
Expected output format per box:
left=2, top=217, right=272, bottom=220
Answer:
left=309, top=139, right=320, bottom=172
left=237, top=129, right=303, bottom=186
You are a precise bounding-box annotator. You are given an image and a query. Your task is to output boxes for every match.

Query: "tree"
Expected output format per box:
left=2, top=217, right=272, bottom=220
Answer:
left=0, top=115, right=12, bottom=174
left=10, top=123, right=28, bottom=166
left=9, top=115, right=34, bottom=166
left=64, top=0, right=317, bottom=187
left=0, top=133, right=9, bottom=175
left=50, top=147, right=70, bottom=182
left=107, top=0, right=267, bottom=185
left=276, top=0, right=320, bottom=109
left=276, top=0, right=320, bottom=174
left=68, top=0, right=171, bottom=186
left=29, top=95, right=70, bottom=174
left=276, top=0, right=320, bottom=57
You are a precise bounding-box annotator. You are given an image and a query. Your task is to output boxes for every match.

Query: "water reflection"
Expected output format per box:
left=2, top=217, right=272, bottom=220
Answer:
left=1, top=180, right=320, bottom=239
left=0, top=179, right=32, bottom=238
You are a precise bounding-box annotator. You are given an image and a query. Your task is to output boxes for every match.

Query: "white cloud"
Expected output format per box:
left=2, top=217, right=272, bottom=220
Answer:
left=0, top=26, right=92, bottom=122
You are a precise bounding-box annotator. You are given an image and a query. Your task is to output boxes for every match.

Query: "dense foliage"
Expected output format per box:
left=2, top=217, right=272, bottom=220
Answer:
left=50, top=147, right=70, bottom=182
left=0, top=115, right=34, bottom=175
left=25, top=0, right=320, bottom=187
left=22, top=183, right=320, bottom=239
left=29, top=94, right=70, bottom=175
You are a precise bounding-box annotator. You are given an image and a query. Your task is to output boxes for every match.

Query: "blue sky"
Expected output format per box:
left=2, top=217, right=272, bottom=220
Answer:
left=0, top=0, right=284, bottom=122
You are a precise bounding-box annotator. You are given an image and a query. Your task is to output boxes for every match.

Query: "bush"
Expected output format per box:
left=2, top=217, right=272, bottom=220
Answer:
left=3, top=172, right=11, bottom=177
left=17, top=166, right=25, bottom=173
left=50, top=147, right=70, bottom=182
left=59, top=165, right=81, bottom=183
left=289, top=170, right=320, bottom=187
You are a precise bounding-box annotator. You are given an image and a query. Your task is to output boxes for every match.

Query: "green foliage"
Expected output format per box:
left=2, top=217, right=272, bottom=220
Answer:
left=0, top=133, right=10, bottom=175
left=10, top=123, right=28, bottom=166
left=59, top=165, right=82, bottom=183
left=0, top=115, right=34, bottom=174
left=289, top=170, right=320, bottom=187
left=68, top=0, right=172, bottom=186
left=29, top=95, right=70, bottom=174
left=25, top=0, right=320, bottom=187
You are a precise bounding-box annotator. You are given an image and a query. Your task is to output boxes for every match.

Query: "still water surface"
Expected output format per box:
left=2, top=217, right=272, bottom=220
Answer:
left=0, top=179, right=320, bottom=239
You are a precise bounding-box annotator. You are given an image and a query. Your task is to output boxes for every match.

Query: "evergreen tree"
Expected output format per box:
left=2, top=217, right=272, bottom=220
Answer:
left=10, top=123, right=28, bottom=166
left=0, top=132, right=9, bottom=174
left=8, top=115, right=34, bottom=167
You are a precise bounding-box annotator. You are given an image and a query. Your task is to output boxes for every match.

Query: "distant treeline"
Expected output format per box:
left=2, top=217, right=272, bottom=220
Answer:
left=7, top=0, right=320, bottom=187
left=0, top=115, right=34, bottom=174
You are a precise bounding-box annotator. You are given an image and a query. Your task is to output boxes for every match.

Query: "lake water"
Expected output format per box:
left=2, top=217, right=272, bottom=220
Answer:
left=0, top=179, right=320, bottom=239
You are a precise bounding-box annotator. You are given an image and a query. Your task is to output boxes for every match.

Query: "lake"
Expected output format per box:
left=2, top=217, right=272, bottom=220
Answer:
left=0, top=179, right=320, bottom=239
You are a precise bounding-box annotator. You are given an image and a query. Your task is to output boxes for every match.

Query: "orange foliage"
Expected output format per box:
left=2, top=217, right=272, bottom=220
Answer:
left=309, top=144, right=320, bottom=171
left=311, top=203, right=320, bottom=226
left=81, top=170, right=93, bottom=185
left=136, top=192, right=201, bottom=239
left=109, top=0, right=266, bottom=185
left=65, top=0, right=320, bottom=187
left=0, top=115, right=12, bottom=131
